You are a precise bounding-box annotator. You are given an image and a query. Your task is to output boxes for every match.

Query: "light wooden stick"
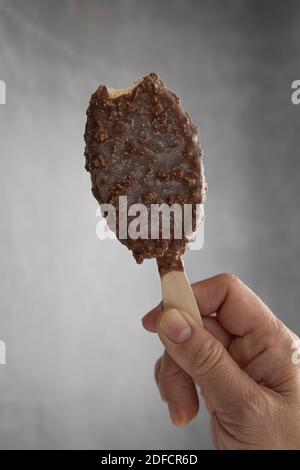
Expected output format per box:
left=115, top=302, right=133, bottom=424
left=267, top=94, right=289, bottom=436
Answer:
left=160, top=263, right=203, bottom=325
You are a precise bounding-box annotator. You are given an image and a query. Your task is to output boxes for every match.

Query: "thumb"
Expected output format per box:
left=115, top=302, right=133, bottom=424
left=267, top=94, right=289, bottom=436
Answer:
left=157, top=308, right=258, bottom=412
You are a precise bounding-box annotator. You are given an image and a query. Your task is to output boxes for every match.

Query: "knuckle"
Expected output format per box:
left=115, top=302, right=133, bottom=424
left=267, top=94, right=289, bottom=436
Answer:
left=190, top=338, right=224, bottom=379
left=220, top=272, right=241, bottom=286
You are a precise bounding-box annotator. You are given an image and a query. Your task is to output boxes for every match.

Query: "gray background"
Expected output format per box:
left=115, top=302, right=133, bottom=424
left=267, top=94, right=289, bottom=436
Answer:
left=0, top=0, right=299, bottom=450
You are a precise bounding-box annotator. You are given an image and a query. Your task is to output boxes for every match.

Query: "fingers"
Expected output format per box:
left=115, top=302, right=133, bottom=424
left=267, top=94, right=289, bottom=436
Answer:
left=152, top=317, right=232, bottom=425
left=157, top=308, right=260, bottom=413
left=143, top=308, right=233, bottom=349
left=155, top=351, right=199, bottom=427
left=192, top=273, right=277, bottom=336
left=142, top=273, right=277, bottom=421
left=202, top=317, right=233, bottom=349
left=143, top=273, right=277, bottom=338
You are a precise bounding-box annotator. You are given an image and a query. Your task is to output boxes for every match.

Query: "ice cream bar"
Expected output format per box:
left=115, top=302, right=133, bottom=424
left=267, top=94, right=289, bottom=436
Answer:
left=84, top=73, right=206, bottom=276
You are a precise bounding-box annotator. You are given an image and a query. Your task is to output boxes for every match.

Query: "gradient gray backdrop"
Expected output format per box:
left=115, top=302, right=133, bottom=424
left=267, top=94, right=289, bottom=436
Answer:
left=0, top=0, right=300, bottom=450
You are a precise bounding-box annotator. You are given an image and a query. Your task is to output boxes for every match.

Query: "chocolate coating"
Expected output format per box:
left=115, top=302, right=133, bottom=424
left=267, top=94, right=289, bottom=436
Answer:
left=84, top=73, right=206, bottom=270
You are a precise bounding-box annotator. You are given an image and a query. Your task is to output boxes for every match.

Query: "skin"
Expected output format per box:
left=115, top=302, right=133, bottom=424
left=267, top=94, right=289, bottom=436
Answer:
left=142, top=273, right=300, bottom=450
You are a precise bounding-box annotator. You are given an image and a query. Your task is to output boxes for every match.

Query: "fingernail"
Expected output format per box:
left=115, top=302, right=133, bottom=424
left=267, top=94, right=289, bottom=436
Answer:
left=159, top=309, right=192, bottom=344
left=168, top=403, right=184, bottom=427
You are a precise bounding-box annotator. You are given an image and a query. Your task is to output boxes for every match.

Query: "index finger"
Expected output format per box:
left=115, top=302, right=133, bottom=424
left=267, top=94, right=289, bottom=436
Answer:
left=142, top=273, right=276, bottom=337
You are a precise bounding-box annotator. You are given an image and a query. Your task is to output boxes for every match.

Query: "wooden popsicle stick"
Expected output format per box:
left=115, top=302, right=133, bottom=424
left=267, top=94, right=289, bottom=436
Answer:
left=160, top=267, right=203, bottom=325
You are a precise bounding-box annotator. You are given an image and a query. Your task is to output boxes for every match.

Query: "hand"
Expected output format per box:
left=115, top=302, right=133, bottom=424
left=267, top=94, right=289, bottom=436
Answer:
left=142, top=273, right=300, bottom=450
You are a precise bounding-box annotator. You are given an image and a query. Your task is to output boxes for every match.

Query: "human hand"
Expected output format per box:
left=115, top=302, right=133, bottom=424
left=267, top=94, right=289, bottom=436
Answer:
left=142, top=274, right=300, bottom=449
